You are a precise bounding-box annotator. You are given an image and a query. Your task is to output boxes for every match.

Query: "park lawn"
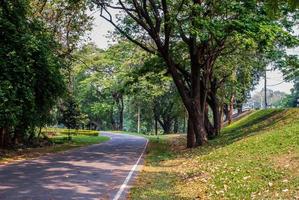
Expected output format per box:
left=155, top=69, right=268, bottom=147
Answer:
left=130, top=109, right=299, bottom=200
left=0, top=130, right=109, bottom=165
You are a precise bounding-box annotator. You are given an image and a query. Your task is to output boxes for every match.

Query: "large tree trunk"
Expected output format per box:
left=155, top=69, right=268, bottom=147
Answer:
left=188, top=104, right=208, bottom=146
left=187, top=118, right=195, bottom=148
left=162, top=53, right=209, bottom=147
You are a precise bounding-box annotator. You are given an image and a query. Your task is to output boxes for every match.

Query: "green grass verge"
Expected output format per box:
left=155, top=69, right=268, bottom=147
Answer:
left=43, top=128, right=100, bottom=136
left=51, top=134, right=110, bottom=146
left=130, top=109, right=299, bottom=200
left=0, top=130, right=110, bottom=164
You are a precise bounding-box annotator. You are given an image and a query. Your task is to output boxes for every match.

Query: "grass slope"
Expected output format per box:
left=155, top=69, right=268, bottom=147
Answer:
left=130, top=109, right=299, bottom=199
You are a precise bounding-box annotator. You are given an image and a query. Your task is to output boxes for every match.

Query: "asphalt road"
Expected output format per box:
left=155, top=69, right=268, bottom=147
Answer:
left=0, top=133, right=148, bottom=200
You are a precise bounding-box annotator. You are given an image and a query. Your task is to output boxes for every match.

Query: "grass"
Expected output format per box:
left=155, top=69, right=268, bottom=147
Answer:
left=42, top=128, right=100, bottom=136
left=130, top=108, right=299, bottom=200
left=0, top=129, right=110, bottom=164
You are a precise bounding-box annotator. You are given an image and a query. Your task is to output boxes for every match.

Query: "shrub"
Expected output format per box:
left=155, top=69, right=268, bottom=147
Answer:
left=60, top=129, right=99, bottom=136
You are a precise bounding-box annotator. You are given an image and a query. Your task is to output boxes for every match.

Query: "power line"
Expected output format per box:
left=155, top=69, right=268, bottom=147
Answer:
left=267, top=81, right=286, bottom=87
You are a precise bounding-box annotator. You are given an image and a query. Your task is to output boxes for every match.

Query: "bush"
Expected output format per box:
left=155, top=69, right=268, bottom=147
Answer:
left=42, top=128, right=99, bottom=138
left=60, top=129, right=99, bottom=136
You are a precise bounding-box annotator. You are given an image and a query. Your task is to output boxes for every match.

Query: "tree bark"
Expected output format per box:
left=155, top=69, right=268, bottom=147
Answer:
left=119, top=95, right=124, bottom=130
left=208, top=97, right=221, bottom=138
left=188, top=105, right=208, bottom=146
left=204, top=103, right=217, bottom=139
left=187, top=118, right=195, bottom=148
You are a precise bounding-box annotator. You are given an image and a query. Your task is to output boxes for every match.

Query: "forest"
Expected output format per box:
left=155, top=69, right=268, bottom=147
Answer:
left=1, top=0, right=299, bottom=149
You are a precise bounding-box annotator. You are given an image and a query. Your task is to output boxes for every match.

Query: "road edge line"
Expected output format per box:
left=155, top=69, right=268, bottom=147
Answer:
left=112, top=138, right=149, bottom=200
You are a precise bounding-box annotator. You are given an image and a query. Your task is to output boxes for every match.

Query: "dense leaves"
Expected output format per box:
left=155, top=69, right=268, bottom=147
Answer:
left=93, top=0, right=299, bottom=147
left=0, top=1, right=64, bottom=146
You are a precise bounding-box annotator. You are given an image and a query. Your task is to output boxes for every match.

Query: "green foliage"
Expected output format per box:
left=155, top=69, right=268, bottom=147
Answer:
left=275, top=77, right=299, bottom=107
left=0, top=0, right=65, bottom=145
left=58, top=95, right=86, bottom=131
left=31, top=0, right=93, bottom=57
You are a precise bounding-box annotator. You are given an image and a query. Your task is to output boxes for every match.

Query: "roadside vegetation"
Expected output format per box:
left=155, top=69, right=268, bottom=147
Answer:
left=0, top=128, right=109, bottom=164
left=1, top=0, right=299, bottom=198
left=130, top=109, right=299, bottom=199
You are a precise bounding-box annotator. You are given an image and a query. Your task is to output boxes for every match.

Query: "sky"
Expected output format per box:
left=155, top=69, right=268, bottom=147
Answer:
left=88, top=12, right=296, bottom=95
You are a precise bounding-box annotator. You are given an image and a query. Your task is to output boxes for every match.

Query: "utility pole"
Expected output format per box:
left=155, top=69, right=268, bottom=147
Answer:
left=264, top=66, right=268, bottom=109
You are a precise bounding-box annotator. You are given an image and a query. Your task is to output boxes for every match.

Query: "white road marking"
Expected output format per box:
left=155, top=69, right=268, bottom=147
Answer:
left=112, top=138, right=149, bottom=200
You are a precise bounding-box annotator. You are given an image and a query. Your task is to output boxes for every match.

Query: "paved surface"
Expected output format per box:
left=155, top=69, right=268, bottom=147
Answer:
left=0, top=133, right=148, bottom=200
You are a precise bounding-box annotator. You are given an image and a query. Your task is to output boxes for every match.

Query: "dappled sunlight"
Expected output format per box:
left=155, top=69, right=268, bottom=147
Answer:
left=0, top=133, right=147, bottom=200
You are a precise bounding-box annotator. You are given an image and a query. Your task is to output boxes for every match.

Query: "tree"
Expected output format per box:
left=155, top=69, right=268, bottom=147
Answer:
left=72, top=42, right=145, bottom=131
left=0, top=0, right=65, bottom=147
left=93, top=0, right=298, bottom=147
left=58, top=95, right=85, bottom=140
left=31, top=0, right=93, bottom=57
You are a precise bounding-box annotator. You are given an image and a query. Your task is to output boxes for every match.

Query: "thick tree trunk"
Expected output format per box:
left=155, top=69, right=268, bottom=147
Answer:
left=205, top=114, right=215, bottom=139
left=162, top=55, right=209, bottom=147
left=187, top=118, right=195, bottom=148
left=211, top=101, right=221, bottom=138
left=188, top=105, right=208, bottom=146
left=204, top=103, right=215, bottom=139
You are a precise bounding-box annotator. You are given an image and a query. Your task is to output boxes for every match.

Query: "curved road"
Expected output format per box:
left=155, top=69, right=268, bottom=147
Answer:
left=0, top=133, right=148, bottom=200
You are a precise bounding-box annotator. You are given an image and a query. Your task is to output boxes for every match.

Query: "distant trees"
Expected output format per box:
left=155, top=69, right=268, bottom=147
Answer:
left=276, top=78, right=299, bottom=108
left=71, top=42, right=186, bottom=134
